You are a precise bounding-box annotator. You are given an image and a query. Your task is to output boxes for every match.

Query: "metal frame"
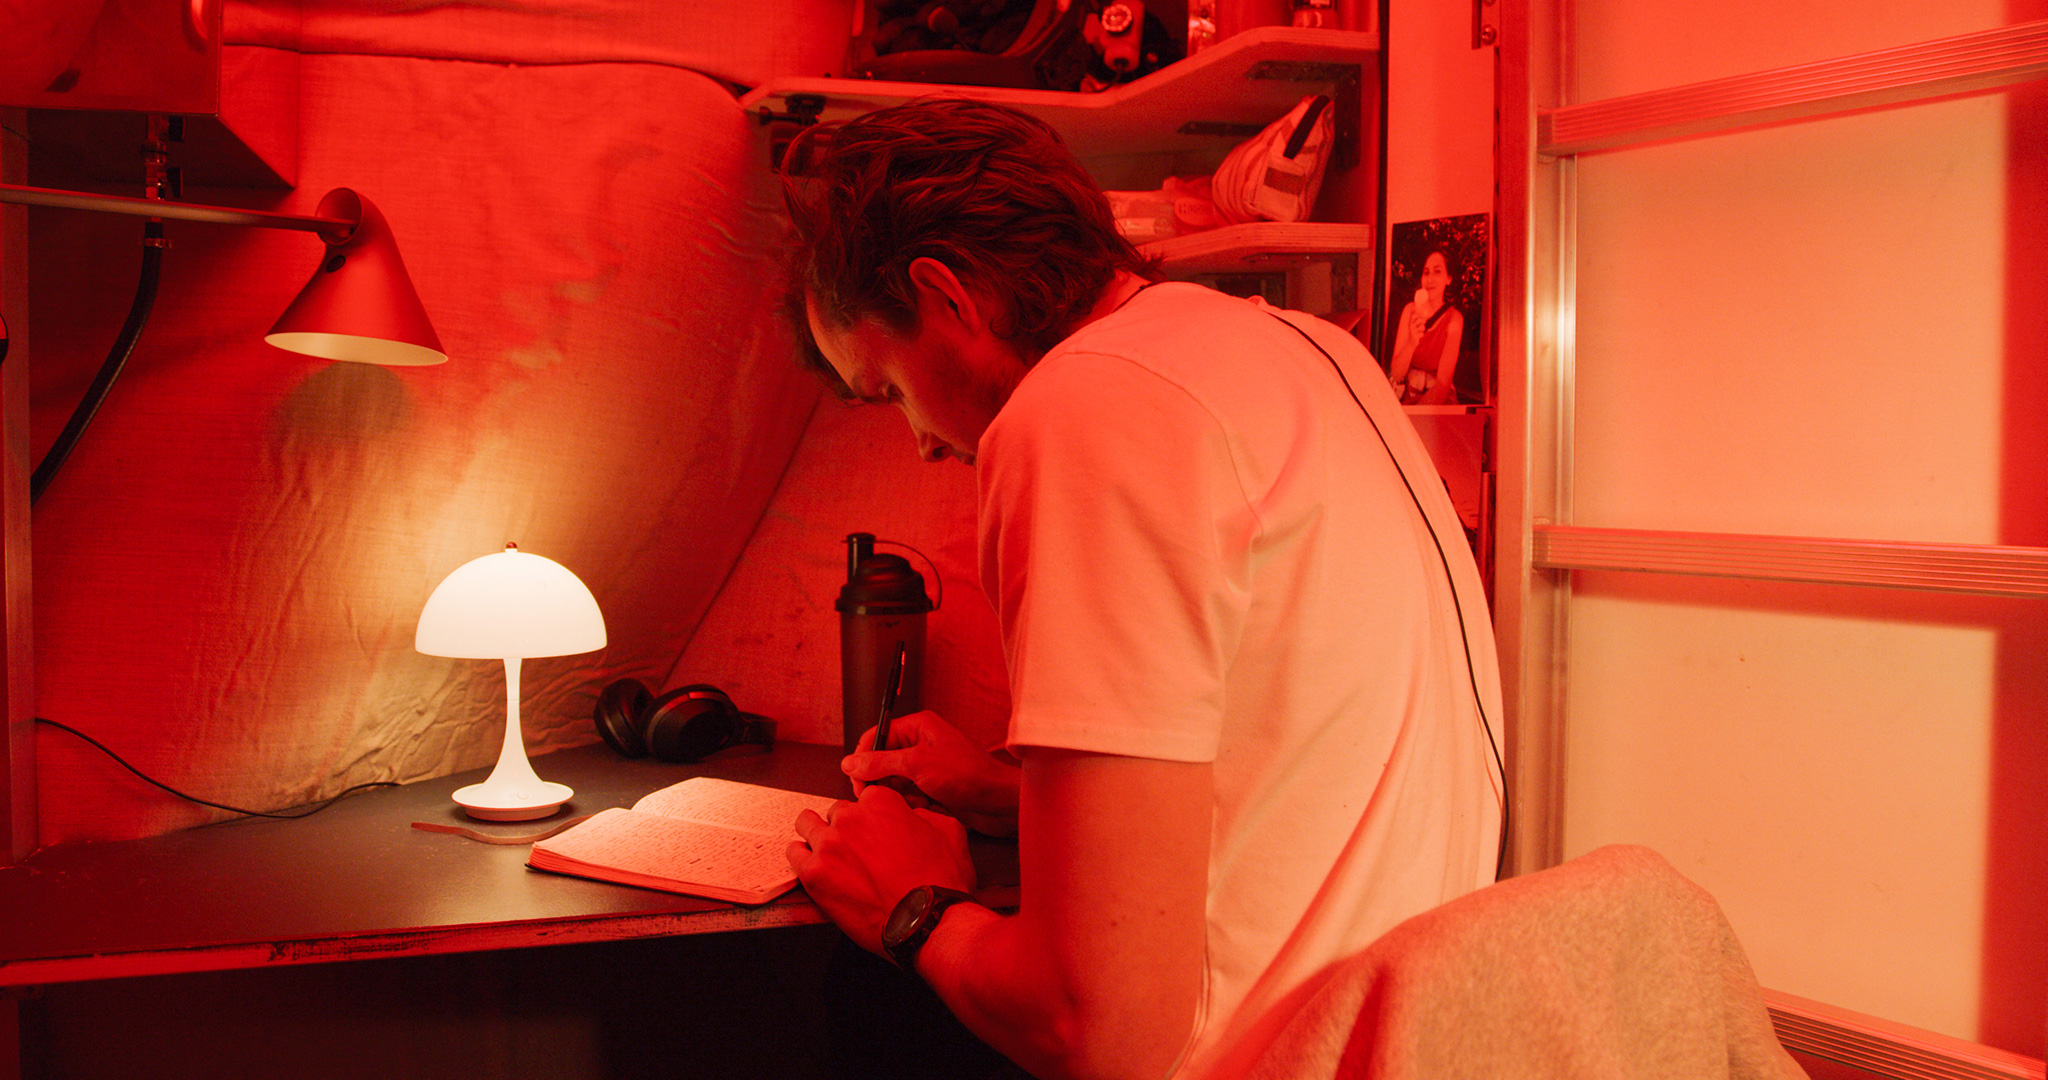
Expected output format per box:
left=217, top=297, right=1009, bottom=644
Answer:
left=0, top=113, right=29, bottom=869
left=1534, top=526, right=2048, bottom=598
left=1492, top=0, right=1574, bottom=877
left=1494, top=6, right=2048, bottom=877
left=1539, top=19, right=2048, bottom=157
left=0, top=184, right=351, bottom=238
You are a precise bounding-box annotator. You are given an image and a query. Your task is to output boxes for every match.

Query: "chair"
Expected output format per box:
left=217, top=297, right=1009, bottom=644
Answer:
left=1216, top=845, right=1809, bottom=1079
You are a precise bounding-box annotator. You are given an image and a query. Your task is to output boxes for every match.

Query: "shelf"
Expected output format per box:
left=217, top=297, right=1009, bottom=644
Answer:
left=1140, top=220, right=1372, bottom=275
left=743, top=26, right=1378, bottom=163
left=26, top=46, right=299, bottom=190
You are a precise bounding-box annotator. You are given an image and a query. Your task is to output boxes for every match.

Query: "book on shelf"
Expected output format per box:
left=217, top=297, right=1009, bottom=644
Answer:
left=528, top=776, right=840, bottom=904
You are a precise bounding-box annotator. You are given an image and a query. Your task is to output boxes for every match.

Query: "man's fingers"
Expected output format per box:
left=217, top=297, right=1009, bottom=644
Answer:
left=843, top=748, right=911, bottom=781
left=855, top=782, right=909, bottom=809
left=793, top=806, right=834, bottom=846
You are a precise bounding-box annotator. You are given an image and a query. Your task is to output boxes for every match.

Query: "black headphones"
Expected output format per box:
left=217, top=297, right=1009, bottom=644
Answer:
left=592, top=680, right=776, bottom=763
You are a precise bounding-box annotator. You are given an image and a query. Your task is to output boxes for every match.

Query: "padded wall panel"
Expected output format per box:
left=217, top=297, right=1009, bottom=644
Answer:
left=29, top=39, right=819, bottom=843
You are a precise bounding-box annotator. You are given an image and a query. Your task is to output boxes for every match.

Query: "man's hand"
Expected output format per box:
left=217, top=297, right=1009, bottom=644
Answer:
left=845, top=710, right=1021, bottom=836
left=788, top=784, right=977, bottom=956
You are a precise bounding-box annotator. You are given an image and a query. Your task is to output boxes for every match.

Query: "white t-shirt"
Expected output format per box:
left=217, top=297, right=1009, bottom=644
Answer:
left=975, top=283, right=1503, bottom=1078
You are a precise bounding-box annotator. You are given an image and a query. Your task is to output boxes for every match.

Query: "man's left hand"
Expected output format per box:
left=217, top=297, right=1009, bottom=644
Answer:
left=789, top=783, right=977, bottom=956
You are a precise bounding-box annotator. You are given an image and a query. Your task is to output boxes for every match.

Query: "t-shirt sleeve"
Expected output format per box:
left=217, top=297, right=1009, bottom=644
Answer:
left=978, top=352, right=1257, bottom=763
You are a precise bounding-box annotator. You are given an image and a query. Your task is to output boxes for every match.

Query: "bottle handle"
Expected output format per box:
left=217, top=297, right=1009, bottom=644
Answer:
left=873, top=539, right=943, bottom=612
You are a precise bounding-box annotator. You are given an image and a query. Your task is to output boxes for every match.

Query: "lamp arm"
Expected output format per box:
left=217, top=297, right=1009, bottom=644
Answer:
left=0, top=183, right=356, bottom=241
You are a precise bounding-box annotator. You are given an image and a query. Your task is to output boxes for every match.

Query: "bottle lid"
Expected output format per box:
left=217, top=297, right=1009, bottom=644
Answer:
left=835, top=553, right=933, bottom=615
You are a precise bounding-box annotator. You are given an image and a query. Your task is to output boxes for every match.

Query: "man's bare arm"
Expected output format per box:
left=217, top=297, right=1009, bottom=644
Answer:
left=918, top=749, right=1211, bottom=1080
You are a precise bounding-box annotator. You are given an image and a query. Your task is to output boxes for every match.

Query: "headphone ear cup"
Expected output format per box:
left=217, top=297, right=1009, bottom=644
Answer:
left=594, top=678, right=654, bottom=758
left=643, top=687, right=742, bottom=764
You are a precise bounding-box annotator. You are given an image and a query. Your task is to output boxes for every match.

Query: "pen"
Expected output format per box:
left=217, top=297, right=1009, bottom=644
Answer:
left=873, top=642, right=907, bottom=753
left=868, top=644, right=924, bottom=800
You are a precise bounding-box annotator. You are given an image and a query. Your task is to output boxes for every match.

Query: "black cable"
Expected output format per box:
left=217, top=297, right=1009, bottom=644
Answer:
left=35, top=717, right=399, bottom=820
left=31, top=222, right=164, bottom=506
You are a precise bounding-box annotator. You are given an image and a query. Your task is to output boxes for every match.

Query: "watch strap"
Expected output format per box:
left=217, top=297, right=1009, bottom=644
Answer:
left=883, top=885, right=975, bottom=974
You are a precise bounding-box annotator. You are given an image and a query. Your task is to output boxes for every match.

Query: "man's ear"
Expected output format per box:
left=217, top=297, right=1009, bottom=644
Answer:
left=906, top=257, right=983, bottom=335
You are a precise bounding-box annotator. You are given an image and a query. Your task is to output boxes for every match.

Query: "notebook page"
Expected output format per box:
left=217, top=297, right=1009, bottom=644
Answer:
left=632, top=777, right=839, bottom=837
left=532, top=807, right=796, bottom=897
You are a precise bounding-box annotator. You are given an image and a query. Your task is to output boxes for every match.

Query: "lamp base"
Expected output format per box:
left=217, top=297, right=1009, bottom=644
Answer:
left=452, top=780, right=574, bottom=822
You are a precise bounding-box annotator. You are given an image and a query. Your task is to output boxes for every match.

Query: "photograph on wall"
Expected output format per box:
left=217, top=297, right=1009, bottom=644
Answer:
left=1383, top=214, right=1490, bottom=407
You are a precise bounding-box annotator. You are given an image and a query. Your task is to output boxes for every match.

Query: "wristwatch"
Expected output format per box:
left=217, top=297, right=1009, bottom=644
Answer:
left=882, top=884, right=975, bottom=974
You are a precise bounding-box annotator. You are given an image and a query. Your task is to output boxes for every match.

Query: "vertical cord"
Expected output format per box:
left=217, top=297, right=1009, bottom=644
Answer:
left=30, top=221, right=164, bottom=506
left=1269, top=311, right=1511, bottom=881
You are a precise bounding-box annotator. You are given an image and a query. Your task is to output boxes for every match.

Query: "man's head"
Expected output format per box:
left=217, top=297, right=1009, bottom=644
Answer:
left=780, top=98, right=1153, bottom=463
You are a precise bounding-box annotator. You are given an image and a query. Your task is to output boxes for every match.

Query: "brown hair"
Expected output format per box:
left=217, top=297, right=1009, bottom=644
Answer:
left=781, top=98, right=1156, bottom=392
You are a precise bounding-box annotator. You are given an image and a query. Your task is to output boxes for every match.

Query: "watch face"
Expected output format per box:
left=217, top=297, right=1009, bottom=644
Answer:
left=883, top=886, right=931, bottom=946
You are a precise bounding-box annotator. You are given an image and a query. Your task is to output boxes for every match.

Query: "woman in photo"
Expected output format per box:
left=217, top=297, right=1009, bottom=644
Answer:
left=1386, top=248, right=1465, bottom=405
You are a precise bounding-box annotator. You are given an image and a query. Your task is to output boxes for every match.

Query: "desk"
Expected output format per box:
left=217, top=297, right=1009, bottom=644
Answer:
left=0, top=741, right=1016, bottom=988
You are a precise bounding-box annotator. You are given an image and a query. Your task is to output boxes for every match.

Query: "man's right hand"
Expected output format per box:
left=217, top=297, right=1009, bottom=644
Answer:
left=844, top=710, right=1020, bottom=837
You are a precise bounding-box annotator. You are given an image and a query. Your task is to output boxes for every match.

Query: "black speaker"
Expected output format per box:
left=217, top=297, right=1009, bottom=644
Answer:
left=593, top=680, right=776, bottom=763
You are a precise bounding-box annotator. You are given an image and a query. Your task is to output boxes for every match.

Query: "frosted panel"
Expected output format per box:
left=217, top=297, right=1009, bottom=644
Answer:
left=1550, top=1, right=2048, bottom=1058
left=1572, top=93, right=2010, bottom=544
left=1561, top=573, right=2006, bottom=1041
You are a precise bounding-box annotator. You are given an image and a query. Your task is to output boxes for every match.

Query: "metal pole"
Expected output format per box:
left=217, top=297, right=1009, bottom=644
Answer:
left=0, top=183, right=352, bottom=237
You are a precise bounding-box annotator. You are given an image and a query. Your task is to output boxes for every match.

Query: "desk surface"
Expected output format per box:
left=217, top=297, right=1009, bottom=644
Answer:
left=0, top=741, right=1016, bottom=986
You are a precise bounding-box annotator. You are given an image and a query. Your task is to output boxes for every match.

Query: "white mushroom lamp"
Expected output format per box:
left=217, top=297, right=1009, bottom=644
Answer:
left=416, top=543, right=606, bottom=821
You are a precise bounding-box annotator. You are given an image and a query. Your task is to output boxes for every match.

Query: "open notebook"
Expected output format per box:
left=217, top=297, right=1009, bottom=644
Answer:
left=528, top=777, right=839, bottom=904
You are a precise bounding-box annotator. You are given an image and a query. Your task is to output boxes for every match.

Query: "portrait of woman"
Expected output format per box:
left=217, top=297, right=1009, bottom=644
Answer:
left=1386, top=248, right=1464, bottom=405
left=1381, top=214, right=1489, bottom=407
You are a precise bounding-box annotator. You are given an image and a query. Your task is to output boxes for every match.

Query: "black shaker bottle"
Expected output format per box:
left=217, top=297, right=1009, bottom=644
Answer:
left=836, top=533, right=933, bottom=755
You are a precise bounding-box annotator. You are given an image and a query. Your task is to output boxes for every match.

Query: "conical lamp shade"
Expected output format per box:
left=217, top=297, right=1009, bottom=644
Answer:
left=266, top=188, right=447, bottom=366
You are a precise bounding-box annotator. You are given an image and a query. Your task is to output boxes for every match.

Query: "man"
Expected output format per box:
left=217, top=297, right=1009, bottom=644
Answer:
left=783, top=99, right=1503, bottom=1080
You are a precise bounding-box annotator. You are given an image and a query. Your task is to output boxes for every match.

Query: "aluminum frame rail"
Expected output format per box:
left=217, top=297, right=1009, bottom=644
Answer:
left=1533, top=525, right=2048, bottom=599
left=1538, top=18, right=2048, bottom=157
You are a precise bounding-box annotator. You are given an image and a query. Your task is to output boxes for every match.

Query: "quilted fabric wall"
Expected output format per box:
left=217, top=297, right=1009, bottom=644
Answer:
left=27, top=2, right=861, bottom=844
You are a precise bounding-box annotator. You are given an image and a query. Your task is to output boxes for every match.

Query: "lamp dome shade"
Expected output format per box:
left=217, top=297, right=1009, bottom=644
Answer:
left=266, top=188, right=447, bottom=366
left=415, top=545, right=606, bottom=659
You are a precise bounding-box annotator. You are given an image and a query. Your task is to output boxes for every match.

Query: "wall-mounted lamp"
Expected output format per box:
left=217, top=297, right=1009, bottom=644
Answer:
left=0, top=179, right=444, bottom=503
left=0, top=181, right=444, bottom=365
left=415, top=544, right=607, bottom=821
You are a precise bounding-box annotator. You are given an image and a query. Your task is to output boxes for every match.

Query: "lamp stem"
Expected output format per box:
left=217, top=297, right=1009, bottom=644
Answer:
left=447, top=654, right=572, bottom=820
left=488, top=656, right=547, bottom=790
